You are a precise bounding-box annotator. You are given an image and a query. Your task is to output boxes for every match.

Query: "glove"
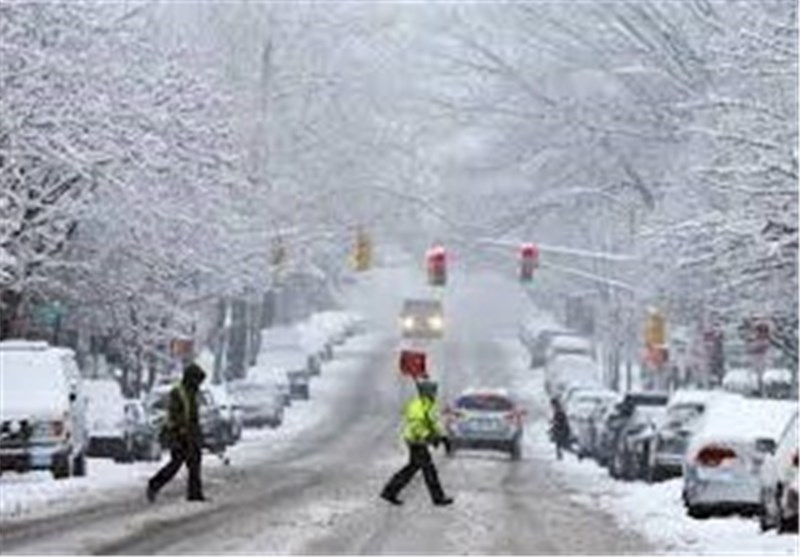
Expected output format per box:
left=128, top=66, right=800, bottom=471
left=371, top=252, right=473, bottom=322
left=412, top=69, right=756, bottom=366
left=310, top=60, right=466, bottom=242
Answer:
left=441, top=436, right=452, bottom=453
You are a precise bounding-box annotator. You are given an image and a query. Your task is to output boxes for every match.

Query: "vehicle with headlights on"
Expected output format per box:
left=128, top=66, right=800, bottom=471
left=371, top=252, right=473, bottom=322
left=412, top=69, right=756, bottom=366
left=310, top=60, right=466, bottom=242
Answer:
left=400, top=298, right=444, bottom=339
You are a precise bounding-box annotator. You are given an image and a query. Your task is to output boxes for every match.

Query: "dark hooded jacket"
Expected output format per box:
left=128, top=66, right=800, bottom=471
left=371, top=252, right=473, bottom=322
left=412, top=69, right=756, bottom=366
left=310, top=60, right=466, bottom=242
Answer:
left=164, top=363, right=206, bottom=445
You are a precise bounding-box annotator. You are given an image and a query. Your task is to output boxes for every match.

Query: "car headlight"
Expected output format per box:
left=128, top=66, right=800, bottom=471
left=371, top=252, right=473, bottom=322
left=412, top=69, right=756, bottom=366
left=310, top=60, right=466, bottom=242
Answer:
left=427, top=315, right=443, bottom=331
left=402, top=316, right=415, bottom=330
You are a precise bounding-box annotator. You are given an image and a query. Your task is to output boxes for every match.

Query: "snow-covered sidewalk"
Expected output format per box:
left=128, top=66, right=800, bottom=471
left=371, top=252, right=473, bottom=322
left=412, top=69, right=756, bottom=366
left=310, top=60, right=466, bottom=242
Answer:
left=0, top=332, right=384, bottom=521
left=501, top=337, right=797, bottom=555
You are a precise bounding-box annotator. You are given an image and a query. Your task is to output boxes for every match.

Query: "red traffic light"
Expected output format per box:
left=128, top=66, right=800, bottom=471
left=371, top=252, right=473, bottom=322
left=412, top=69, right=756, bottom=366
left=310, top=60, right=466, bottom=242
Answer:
left=520, top=243, right=539, bottom=282
left=426, top=245, right=447, bottom=286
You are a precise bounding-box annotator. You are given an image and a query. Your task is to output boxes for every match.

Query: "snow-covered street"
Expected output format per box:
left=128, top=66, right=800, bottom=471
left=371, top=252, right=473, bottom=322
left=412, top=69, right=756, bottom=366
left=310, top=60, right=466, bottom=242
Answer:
left=1, top=270, right=653, bottom=555
left=1, top=1, right=797, bottom=554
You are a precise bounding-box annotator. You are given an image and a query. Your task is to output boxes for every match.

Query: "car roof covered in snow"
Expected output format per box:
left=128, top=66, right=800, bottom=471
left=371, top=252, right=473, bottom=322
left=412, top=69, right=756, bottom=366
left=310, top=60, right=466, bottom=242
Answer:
left=667, top=389, right=723, bottom=409
left=549, top=335, right=592, bottom=351
left=0, top=343, right=76, bottom=420
left=687, top=396, right=797, bottom=456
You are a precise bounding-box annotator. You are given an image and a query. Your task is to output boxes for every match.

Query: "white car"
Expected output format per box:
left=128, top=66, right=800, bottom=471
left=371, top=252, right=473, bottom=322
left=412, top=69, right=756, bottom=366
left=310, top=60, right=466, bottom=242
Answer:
left=683, top=396, right=797, bottom=518
left=0, top=340, right=89, bottom=479
left=565, top=388, right=621, bottom=458
left=311, top=311, right=352, bottom=346
left=544, top=335, right=595, bottom=366
left=544, top=354, right=602, bottom=399
left=227, top=380, right=284, bottom=428
left=261, top=326, right=320, bottom=377
left=645, top=389, right=721, bottom=480
left=206, top=384, right=244, bottom=444
left=85, top=378, right=130, bottom=461
left=253, top=335, right=310, bottom=402
left=760, top=410, right=798, bottom=532
left=297, top=320, right=333, bottom=363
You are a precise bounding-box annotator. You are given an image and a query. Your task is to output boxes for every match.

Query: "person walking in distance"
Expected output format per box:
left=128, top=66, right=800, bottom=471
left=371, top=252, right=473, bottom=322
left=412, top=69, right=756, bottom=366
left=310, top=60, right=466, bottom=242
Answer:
left=550, top=397, right=571, bottom=460
left=381, top=379, right=454, bottom=506
left=147, top=363, right=207, bottom=502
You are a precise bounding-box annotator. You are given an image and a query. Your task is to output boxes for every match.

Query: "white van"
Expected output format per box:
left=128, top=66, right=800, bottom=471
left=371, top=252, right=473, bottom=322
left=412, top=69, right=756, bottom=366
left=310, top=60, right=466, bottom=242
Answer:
left=0, top=340, right=89, bottom=478
left=85, top=378, right=129, bottom=461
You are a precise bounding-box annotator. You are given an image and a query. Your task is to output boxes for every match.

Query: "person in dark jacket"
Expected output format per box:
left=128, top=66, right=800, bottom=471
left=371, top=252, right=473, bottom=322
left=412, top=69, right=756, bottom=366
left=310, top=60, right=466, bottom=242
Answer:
left=147, top=363, right=207, bottom=502
left=380, top=379, right=453, bottom=507
left=550, top=397, right=571, bottom=460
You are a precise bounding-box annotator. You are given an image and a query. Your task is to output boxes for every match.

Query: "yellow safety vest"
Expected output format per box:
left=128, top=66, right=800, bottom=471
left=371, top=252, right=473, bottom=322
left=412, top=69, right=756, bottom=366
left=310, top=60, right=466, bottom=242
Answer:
left=402, top=396, right=442, bottom=443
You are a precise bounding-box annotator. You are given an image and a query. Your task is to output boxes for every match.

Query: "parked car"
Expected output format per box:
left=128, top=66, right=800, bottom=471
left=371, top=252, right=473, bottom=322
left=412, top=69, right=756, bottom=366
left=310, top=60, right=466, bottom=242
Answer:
left=565, top=389, right=621, bottom=459
left=0, top=340, right=89, bottom=479
left=545, top=335, right=595, bottom=365
left=521, top=326, right=577, bottom=369
left=595, top=391, right=669, bottom=470
left=206, top=384, right=243, bottom=445
left=262, top=325, right=321, bottom=377
left=145, top=385, right=228, bottom=454
left=287, top=370, right=311, bottom=400
left=610, top=401, right=669, bottom=480
left=123, top=399, right=162, bottom=461
left=443, top=389, right=525, bottom=460
left=298, top=319, right=334, bottom=362
left=760, top=410, right=798, bottom=532
left=544, top=354, right=602, bottom=400
left=683, top=397, right=796, bottom=518
left=85, top=378, right=130, bottom=462
left=228, top=380, right=284, bottom=428
left=399, top=298, right=444, bottom=339
left=311, top=311, right=352, bottom=346
left=763, top=368, right=794, bottom=400
left=640, top=390, right=720, bottom=481
left=722, top=368, right=760, bottom=397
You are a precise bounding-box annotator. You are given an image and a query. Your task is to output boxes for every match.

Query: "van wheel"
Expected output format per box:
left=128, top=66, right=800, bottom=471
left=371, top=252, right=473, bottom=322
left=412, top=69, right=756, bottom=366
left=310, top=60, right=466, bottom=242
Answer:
left=72, top=453, right=87, bottom=477
left=52, top=455, right=70, bottom=479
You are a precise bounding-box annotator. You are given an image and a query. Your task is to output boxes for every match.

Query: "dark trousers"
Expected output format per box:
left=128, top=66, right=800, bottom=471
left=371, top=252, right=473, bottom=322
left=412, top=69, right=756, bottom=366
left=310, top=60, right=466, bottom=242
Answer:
left=148, top=440, right=203, bottom=499
left=382, top=443, right=446, bottom=503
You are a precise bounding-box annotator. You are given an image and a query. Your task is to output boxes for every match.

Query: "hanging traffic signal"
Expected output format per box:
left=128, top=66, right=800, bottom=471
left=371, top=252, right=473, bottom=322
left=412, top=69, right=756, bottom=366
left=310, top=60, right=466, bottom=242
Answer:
left=426, top=245, right=447, bottom=286
left=354, top=229, right=372, bottom=271
left=520, top=243, right=539, bottom=282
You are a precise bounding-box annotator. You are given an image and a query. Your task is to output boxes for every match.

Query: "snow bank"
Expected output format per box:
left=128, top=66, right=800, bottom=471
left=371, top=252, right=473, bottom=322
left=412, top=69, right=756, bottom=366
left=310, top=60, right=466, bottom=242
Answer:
left=0, top=332, right=384, bottom=520
left=499, top=335, right=797, bottom=555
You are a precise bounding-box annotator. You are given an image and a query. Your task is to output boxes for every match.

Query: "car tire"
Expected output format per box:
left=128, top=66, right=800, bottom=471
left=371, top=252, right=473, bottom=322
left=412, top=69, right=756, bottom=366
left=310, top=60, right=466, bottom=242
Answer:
left=687, top=504, right=711, bottom=519
left=72, top=452, right=87, bottom=477
left=52, top=455, right=70, bottom=479
left=776, top=486, right=799, bottom=533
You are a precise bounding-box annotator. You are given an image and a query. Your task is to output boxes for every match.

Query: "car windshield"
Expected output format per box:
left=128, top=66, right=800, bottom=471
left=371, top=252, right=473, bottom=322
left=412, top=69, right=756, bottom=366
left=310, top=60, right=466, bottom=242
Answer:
left=456, top=394, right=513, bottom=412
left=666, top=404, right=704, bottom=427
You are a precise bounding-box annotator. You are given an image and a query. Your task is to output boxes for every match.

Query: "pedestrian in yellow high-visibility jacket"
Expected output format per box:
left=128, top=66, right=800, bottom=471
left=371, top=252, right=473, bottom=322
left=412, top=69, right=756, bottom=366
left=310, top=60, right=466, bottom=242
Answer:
left=147, top=363, right=206, bottom=502
left=381, top=380, right=453, bottom=506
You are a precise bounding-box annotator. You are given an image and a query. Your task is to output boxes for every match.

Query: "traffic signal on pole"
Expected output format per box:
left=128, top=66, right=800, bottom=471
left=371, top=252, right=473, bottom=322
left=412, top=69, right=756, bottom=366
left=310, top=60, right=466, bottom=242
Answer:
left=426, top=245, right=447, bottom=286
left=520, top=243, right=539, bottom=283
left=271, top=238, right=287, bottom=267
left=354, top=229, right=372, bottom=271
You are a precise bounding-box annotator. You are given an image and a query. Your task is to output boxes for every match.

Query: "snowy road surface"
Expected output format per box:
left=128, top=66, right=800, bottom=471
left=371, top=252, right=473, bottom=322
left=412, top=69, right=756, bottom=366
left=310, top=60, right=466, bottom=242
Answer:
left=1, top=269, right=792, bottom=554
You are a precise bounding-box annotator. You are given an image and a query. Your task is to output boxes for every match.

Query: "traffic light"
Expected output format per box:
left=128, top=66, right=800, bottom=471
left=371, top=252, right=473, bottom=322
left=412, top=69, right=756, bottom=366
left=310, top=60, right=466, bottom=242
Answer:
left=520, top=243, right=539, bottom=282
left=645, top=309, right=666, bottom=347
left=354, top=229, right=372, bottom=271
left=426, top=245, right=447, bottom=286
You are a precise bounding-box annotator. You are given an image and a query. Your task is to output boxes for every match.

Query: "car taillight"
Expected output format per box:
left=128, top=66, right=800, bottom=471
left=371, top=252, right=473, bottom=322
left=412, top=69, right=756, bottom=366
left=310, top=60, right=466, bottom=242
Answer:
left=51, top=420, right=65, bottom=438
left=792, top=450, right=798, bottom=467
left=505, top=412, right=518, bottom=424
left=696, top=445, right=737, bottom=467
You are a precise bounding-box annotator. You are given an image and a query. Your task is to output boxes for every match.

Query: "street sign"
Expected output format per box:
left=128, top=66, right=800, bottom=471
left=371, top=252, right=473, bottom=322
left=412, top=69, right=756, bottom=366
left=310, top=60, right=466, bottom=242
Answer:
left=399, top=350, right=427, bottom=379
